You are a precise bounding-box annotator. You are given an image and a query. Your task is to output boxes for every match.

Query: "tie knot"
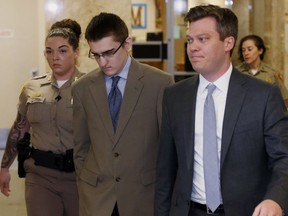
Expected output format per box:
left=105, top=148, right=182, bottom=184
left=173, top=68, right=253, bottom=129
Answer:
left=111, top=76, right=120, bottom=87
left=206, top=84, right=216, bottom=95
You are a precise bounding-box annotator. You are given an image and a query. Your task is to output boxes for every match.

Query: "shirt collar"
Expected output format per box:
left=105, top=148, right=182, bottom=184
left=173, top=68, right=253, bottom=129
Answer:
left=105, top=56, right=131, bottom=81
left=198, top=63, right=232, bottom=95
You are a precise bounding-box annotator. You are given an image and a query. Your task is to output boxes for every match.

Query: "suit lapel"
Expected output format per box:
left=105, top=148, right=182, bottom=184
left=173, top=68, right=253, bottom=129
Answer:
left=114, top=60, right=144, bottom=146
left=220, top=69, right=248, bottom=167
left=87, top=70, right=115, bottom=140
left=183, top=77, right=199, bottom=170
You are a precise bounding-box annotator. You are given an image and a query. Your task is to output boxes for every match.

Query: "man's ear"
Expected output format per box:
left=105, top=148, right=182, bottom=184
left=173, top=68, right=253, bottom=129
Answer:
left=124, top=37, right=133, bottom=51
left=224, top=36, right=235, bottom=52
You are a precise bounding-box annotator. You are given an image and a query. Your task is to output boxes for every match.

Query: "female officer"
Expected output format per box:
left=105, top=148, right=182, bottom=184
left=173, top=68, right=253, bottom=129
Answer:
left=0, top=19, right=84, bottom=216
left=236, top=34, right=288, bottom=108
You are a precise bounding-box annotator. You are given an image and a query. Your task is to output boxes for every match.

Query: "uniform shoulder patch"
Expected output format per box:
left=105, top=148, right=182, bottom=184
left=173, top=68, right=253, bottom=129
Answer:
left=275, top=71, right=284, bottom=82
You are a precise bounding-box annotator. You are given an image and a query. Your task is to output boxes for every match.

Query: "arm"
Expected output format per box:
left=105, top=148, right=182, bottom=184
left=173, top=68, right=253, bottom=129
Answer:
left=0, top=112, right=30, bottom=196
left=252, top=199, right=282, bottom=216
left=284, top=99, right=288, bottom=109
left=72, top=85, right=91, bottom=176
left=274, top=71, right=288, bottom=109
left=154, top=90, right=178, bottom=216
left=156, top=75, right=175, bottom=132
left=259, top=85, right=288, bottom=213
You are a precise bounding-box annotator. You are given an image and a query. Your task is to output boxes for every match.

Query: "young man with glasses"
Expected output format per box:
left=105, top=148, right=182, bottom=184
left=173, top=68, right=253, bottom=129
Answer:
left=71, top=12, right=174, bottom=216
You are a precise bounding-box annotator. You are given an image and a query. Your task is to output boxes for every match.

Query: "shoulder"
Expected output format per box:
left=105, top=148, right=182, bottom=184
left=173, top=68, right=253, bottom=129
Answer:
left=74, top=68, right=86, bottom=81
left=132, top=59, right=173, bottom=81
left=235, top=62, right=250, bottom=73
left=19, top=74, right=49, bottom=98
left=260, top=62, right=276, bottom=72
left=233, top=68, right=282, bottom=100
left=260, top=62, right=284, bottom=80
left=166, top=74, right=198, bottom=94
left=22, top=73, right=50, bottom=90
left=72, top=68, right=102, bottom=88
left=32, top=74, right=48, bottom=80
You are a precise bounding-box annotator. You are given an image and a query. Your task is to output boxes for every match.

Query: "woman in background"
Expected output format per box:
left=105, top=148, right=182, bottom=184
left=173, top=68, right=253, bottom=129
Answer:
left=236, top=34, right=288, bottom=108
left=0, top=19, right=84, bottom=216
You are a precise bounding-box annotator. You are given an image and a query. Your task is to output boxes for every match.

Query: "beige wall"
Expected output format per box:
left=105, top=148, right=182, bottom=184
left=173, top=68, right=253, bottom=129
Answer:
left=0, top=0, right=41, bottom=128
left=44, top=0, right=132, bottom=74
left=0, top=0, right=288, bottom=129
left=0, top=0, right=132, bottom=128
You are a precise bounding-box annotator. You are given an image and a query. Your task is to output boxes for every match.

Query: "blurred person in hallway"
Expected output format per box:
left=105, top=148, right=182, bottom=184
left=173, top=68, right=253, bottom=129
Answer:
left=236, top=34, right=288, bottom=108
left=72, top=12, right=174, bottom=216
left=0, top=19, right=84, bottom=216
left=154, top=4, right=288, bottom=216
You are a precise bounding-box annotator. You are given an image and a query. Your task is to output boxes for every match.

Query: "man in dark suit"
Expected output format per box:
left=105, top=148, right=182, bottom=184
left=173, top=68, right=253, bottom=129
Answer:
left=72, top=13, right=174, bottom=216
left=154, top=4, right=288, bottom=216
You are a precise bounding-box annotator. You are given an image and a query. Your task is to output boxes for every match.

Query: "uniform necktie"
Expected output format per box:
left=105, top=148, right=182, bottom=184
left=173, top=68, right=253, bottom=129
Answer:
left=203, top=84, right=221, bottom=212
left=108, top=76, right=122, bottom=131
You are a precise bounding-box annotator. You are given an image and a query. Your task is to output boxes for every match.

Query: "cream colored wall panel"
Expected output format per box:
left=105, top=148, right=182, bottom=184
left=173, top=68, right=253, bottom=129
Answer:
left=0, top=0, right=40, bottom=128
left=44, top=0, right=132, bottom=73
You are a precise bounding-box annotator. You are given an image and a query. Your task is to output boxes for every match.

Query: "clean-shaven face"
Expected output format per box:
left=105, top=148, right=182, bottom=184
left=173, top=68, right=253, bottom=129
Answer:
left=45, top=36, right=78, bottom=80
left=186, top=17, right=233, bottom=81
left=88, top=36, right=130, bottom=77
left=241, top=39, right=262, bottom=67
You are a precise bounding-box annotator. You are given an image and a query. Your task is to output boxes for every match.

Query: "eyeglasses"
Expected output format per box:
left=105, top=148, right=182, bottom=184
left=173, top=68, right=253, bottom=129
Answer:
left=88, top=39, right=126, bottom=60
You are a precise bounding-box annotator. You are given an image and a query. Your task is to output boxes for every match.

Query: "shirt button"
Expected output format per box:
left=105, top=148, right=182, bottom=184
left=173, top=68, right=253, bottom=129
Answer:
left=116, top=177, right=121, bottom=182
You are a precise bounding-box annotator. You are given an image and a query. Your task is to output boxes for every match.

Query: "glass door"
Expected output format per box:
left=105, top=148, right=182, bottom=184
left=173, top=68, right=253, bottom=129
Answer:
left=166, top=0, right=195, bottom=82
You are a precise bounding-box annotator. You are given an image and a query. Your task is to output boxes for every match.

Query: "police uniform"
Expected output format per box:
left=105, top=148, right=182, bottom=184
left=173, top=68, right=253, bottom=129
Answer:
left=236, top=61, right=288, bottom=101
left=19, top=69, right=84, bottom=216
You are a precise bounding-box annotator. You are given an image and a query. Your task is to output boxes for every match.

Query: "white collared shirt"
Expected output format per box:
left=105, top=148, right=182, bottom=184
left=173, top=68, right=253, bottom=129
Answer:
left=191, top=64, right=232, bottom=204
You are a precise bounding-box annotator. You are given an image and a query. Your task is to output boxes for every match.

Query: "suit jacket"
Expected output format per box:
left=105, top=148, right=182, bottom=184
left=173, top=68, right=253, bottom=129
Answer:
left=154, top=68, right=288, bottom=216
left=72, top=58, right=174, bottom=216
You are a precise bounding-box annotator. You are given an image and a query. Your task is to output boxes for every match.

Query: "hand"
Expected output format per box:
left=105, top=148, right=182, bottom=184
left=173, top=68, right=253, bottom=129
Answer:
left=252, top=199, right=282, bottom=216
left=0, top=168, right=11, bottom=197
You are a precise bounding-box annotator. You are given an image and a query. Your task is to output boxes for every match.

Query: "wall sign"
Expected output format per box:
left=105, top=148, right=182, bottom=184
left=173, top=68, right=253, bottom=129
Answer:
left=131, top=3, right=147, bottom=29
left=0, top=29, right=14, bottom=38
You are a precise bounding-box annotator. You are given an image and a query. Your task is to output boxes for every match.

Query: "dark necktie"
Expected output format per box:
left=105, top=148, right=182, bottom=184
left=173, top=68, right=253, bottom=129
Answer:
left=203, top=84, right=221, bottom=212
left=108, top=76, right=122, bottom=131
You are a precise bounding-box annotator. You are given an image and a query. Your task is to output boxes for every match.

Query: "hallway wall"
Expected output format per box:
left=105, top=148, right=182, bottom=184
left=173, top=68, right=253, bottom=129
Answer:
left=43, top=0, right=132, bottom=76
left=1, top=0, right=288, bottom=131
left=0, top=0, right=41, bottom=129
left=0, top=0, right=132, bottom=130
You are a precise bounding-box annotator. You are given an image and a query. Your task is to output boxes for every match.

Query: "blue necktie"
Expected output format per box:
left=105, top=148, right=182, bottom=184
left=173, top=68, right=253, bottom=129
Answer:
left=203, top=84, right=221, bottom=212
left=108, top=76, right=122, bottom=131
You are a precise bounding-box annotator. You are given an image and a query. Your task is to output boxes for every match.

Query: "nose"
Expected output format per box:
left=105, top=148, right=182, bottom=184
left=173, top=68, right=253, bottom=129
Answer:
left=242, top=49, right=249, bottom=56
left=52, top=51, right=60, bottom=61
left=97, top=56, right=108, bottom=67
left=187, top=41, right=198, bottom=53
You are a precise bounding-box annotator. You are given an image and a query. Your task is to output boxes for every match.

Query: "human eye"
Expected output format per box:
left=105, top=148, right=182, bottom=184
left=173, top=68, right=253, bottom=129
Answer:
left=89, top=51, right=100, bottom=59
left=45, top=49, right=53, bottom=55
left=187, top=38, right=193, bottom=44
left=103, top=49, right=115, bottom=58
left=199, top=36, right=208, bottom=43
left=59, top=49, right=68, bottom=54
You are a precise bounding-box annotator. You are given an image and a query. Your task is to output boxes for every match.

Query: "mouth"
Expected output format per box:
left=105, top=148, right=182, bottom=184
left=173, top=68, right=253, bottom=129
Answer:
left=102, top=66, right=112, bottom=71
left=53, top=64, right=61, bottom=68
left=190, top=56, right=203, bottom=62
